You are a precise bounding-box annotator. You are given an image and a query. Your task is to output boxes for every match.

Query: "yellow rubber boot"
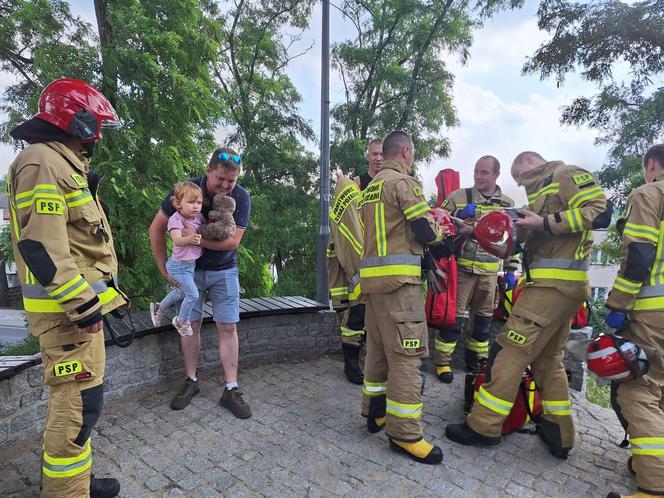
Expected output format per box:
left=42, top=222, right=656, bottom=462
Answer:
left=436, top=365, right=454, bottom=384
left=607, top=492, right=659, bottom=498
left=389, top=438, right=443, bottom=464
left=367, top=416, right=385, bottom=433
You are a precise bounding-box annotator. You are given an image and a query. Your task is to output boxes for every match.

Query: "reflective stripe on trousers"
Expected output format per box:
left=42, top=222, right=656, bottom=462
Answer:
left=43, top=439, right=92, bottom=479
left=386, top=398, right=422, bottom=419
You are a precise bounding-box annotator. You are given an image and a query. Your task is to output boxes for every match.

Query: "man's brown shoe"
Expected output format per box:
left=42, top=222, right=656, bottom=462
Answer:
left=170, top=378, right=199, bottom=410
left=220, top=387, right=252, bottom=419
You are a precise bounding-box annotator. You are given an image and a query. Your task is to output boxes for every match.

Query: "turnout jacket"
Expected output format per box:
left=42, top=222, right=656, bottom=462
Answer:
left=359, top=159, right=445, bottom=294
left=519, top=160, right=611, bottom=300
left=443, top=185, right=518, bottom=274
left=607, top=170, right=664, bottom=312
left=7, top=142, right=126, bottom=347
left=327, top=176, right=363, bottom=307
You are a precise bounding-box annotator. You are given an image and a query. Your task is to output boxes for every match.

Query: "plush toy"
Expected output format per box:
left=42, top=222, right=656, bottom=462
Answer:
left=199, top=194, right=236, bottom=240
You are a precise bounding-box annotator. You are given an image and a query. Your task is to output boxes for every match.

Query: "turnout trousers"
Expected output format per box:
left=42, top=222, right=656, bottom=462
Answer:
left=467, top=286, right=582, bottom=449
left=361, top=283, right=428, bottom=442
left=615, top=312, right=664, bottom=495
left=435, top=270, right=497, bottom=367
left=336, top=304, right=365, bottom=348
left=40, top=329, right=105, bottom=498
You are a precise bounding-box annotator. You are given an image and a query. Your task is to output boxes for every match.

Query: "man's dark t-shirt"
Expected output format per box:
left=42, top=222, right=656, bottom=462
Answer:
left=161, top=176, right=251, bottom=271
left=358, top=172, right=372, bottom=191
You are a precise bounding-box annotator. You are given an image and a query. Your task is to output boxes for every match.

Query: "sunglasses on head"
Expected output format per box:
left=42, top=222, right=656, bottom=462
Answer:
left=219, top=151, right=242, bottom=165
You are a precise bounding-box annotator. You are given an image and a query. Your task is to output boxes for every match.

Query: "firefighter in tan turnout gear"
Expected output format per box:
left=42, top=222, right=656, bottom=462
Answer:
left=327, top=174, right=365, bottom=384
left=605, top=144, right=664, bottom=498
left=446, top=151, right=612, bottom=459
left=7, top=78, right=125, bottom=498
left=435, top=156, right=518, bottom=383
left=360, top=130, right=452, bottom=465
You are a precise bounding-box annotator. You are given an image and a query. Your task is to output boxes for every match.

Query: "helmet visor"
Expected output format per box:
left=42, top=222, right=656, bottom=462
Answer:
left=101, top=117, right=122, bottom=130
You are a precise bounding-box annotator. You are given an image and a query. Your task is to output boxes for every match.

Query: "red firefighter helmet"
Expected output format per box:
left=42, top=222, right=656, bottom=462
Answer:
left=430, top=207, right=457, bottom=236
left=35, top=78, right=120, bottom=142
left=586, top=334, right=649, bottom=382
left=474, top=210, right=517, bottom=259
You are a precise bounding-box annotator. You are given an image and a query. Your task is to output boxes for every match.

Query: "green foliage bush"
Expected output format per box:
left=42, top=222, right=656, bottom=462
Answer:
left=0, top=335, right=40, bottom=356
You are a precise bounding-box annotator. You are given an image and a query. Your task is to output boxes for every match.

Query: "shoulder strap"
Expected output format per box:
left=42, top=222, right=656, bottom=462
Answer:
left=465, top=187, right=473, bottom=204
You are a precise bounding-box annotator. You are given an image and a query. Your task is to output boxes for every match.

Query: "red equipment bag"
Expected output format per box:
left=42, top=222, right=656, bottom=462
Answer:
left=426, top=169, right=460, bottom=328
left=464, top=361, right=542, bottom=435
left=571, top=300, right=591, bottom=329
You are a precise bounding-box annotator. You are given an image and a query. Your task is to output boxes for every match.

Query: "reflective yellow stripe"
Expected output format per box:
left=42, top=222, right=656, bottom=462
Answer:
left=348, top=281, right=361, bottom=301
left=329, top=287, right=348, bottom=297
left=568, top=185, right=604, bottom=209
left=363, top=380, right=387, bottom=396
left=24, top=287, right=119, bottom=313
left=630, top=437, right=664, bottom=456
left=565, top=208, right=583, bottom=233
left=360, top=264, right=421, bottom=278
left=341, top=326, right=365, bottom=337
left=476, top=386, right=513, bottom=415
left=43, top=440, right=92, bottom=479
left=403, top=201, right=430, bottom=220
left=634, top=296, right=664, bottom=311
left=541, top=400, right=572, bottom=416
left=64, top=189, right=94, bottom=208
left=527, top=183, right=559, bottom=204
left=465, top=339, right=489, bottom=353
left=49, top=275, right=91, bottom=303
left=15, top=184, right=61, bottom=209
left=623, top=222, right=659, bottom=244
left=386, top=399, right=423, bottom=419
left=648, top=221, right=664, bottom=286
left=528, top=268, right=588, bottom=281
left=575, top=230, right=592, bottom=260
left=326, top=248, right=336, bottom=258
left=457, top=258, right=500, bottom=272
left=526, top=380, right=536, bottom=423
left=338, top=222, right=362, bottom=256
left=375, top=203, right=387, bottom=257
left=434, top=338, right=456, bottom=353
left=613, top=276, right=642, bottom=295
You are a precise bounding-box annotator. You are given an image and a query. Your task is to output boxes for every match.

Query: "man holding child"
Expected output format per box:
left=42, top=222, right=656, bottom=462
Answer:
left=149, top=147, right=252, bottom=418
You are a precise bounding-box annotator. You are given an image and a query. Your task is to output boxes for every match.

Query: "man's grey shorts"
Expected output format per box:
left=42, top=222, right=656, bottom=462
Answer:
left=188, top=267, right=240, bottom=324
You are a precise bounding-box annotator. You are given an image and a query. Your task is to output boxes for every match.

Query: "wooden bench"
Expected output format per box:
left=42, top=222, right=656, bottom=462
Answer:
left=0, top=296, right=328, bottom=380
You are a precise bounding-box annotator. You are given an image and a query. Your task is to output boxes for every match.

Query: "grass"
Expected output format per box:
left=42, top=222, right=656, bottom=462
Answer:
left=0, top=335, right=40, bottom=356
left=586, top=375, right=611, bottom=408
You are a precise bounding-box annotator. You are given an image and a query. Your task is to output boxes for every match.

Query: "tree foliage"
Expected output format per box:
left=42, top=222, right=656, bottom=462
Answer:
left=330, top=0, right=523, bottom=174
left=524, top=0, right=664, bottom=208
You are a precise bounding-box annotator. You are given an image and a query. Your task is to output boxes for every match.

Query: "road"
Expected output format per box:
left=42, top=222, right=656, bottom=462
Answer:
left=0, top=309, right=28, bottom=344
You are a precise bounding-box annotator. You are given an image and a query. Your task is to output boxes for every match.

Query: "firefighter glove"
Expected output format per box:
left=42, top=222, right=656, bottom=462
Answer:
left=457, top=204, right=476, bottom=219
left=503, top=272, right=516, bottom=291
left=422, top=253, right=446, bottom=294
left=605, top=310, right=626, bottom=330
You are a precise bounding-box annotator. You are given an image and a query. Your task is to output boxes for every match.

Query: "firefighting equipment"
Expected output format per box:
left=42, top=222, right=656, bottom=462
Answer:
left=389, top=438, right=443, bottom=465
left=445, top=422, right=501, bottom=447
left=359, top=157, right=448, bottom=448
left=606, top=310, right=627, bottom=329
left=447, top=160, right=611, bottom=460
left=436, top=365, right=453, bottom=383
left=586, top=334, right=649, bottom=382
left=463, top=362, right=542, bottom=435
left=342, top=343, right=364, bottom=385
left=474, top=210, right=519, bottom=260
left=36, top=78, right=121, bottom=142
left=422, top=252, right=447, bottom=294
left=90, top=477, right=120, bottom=498
left=367, top=416, right=385, bottom=433
left=604, top=169, right=664, bottom=497
left=8, top=79, right=125, bottom=498
left=458, top=203, right=476, bottom=219
left=424, top=254, right=457, bottom=329
left=434, top=168, right=460, bottom=208
left=430, top=207, right=457, bottom=236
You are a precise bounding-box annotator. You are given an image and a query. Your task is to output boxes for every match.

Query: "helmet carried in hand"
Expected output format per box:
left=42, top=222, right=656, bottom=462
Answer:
left=36, top=78, right=120, bottom=142
left=586, top=333, right=649, bottom=382
left=473, top=210, right=519, bottom=259
left=430, top=207, right=457, bottom=236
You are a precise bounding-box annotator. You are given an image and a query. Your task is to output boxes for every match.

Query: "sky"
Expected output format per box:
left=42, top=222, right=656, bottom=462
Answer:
left=0, top=0, right=610, bottom=207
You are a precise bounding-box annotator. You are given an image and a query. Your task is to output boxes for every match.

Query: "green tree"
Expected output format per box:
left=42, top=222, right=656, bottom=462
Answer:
left=208, top=0, right=319, bottom=297
left=330, top=0, right=523, bottom=174
left=523, top=0, right=663, bottom=211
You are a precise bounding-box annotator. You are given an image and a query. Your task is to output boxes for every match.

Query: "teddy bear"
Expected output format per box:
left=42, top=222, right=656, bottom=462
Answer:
left=199, top=194, right=236, bottom=240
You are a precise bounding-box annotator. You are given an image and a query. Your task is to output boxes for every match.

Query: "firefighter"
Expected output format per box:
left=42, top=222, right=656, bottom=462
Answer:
left=445, top=151, right=612, bottom=459
left=353, top=139, right=383, bottom=190
left=7, top=78, right=126, bottom=498
left=360, top=130, right=451, bottom=464
left=604, top=144, right=664, bottom=498
left=435, top=155, right=518, bottom=383
left=328, top=172, right=365, bottom=384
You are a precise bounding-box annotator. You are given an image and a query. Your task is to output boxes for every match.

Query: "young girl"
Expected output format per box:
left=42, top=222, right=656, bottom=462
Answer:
left=150, top=182, right=206, bottom=336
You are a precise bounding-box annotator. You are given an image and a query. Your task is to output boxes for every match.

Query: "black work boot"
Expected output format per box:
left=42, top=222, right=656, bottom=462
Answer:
left=536, top=418, right=570, bottom=459
left=170, top=377, right=199, bottom=410
left=445, top=422, right=501, bottom=447
left=366, top=416, right=385, bottom=433
left=342, top=343, right=364, bottom=385
left=220, top=387, right=252, bottom=419
left=90, top=477, right=120, bottom=498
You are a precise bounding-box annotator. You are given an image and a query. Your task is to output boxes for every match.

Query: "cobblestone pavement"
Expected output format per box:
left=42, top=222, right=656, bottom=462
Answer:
left=0, top=356, right=635, bottom=497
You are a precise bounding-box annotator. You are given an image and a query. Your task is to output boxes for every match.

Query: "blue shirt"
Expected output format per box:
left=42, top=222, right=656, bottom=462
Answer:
left=161, top=176, right=251, bottom=271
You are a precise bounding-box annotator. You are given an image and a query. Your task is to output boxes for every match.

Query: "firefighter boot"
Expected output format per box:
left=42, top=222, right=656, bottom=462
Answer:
left=465, top=315, right=491, bottom=371
left=537, top=418, right=570, bottom=459
left=342, top=343, right=364, bottom=385
left=91, top=477, right=120, bottom=498
left=607, top=493, right=658, bottom=498
left=367, top=416, right=386, bottom=433
left=436, top=365, right=454, bottom=384
left=445, top=422, right=501, bottom=447
left=389, top=438, right=443, bottom=465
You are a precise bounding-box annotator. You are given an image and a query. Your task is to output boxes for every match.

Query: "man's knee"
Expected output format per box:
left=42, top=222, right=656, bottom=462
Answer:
left=216, top=322, right=237, bottom=336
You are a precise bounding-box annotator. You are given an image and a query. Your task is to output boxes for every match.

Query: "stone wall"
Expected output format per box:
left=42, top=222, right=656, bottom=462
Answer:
left=0, top=309, right=338, bottom=447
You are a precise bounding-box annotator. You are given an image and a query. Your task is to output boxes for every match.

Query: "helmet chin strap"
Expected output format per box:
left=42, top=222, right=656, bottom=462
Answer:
left=81, top=141, right=97, bottom=158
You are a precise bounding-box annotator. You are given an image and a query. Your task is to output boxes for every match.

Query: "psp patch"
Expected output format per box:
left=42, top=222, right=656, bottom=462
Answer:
left=54, top=360, right=83, bottom=377
left=412, top=186, right=424, bottom=198
left=572, top=173, right=594, bottom=185
left=70, top=173, right=88, bottom=187
left=35, top=199, right=64, bottom=215
left=506, top=330, right=526, bottom=345
left=402, top=339, right=421, bottom=349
